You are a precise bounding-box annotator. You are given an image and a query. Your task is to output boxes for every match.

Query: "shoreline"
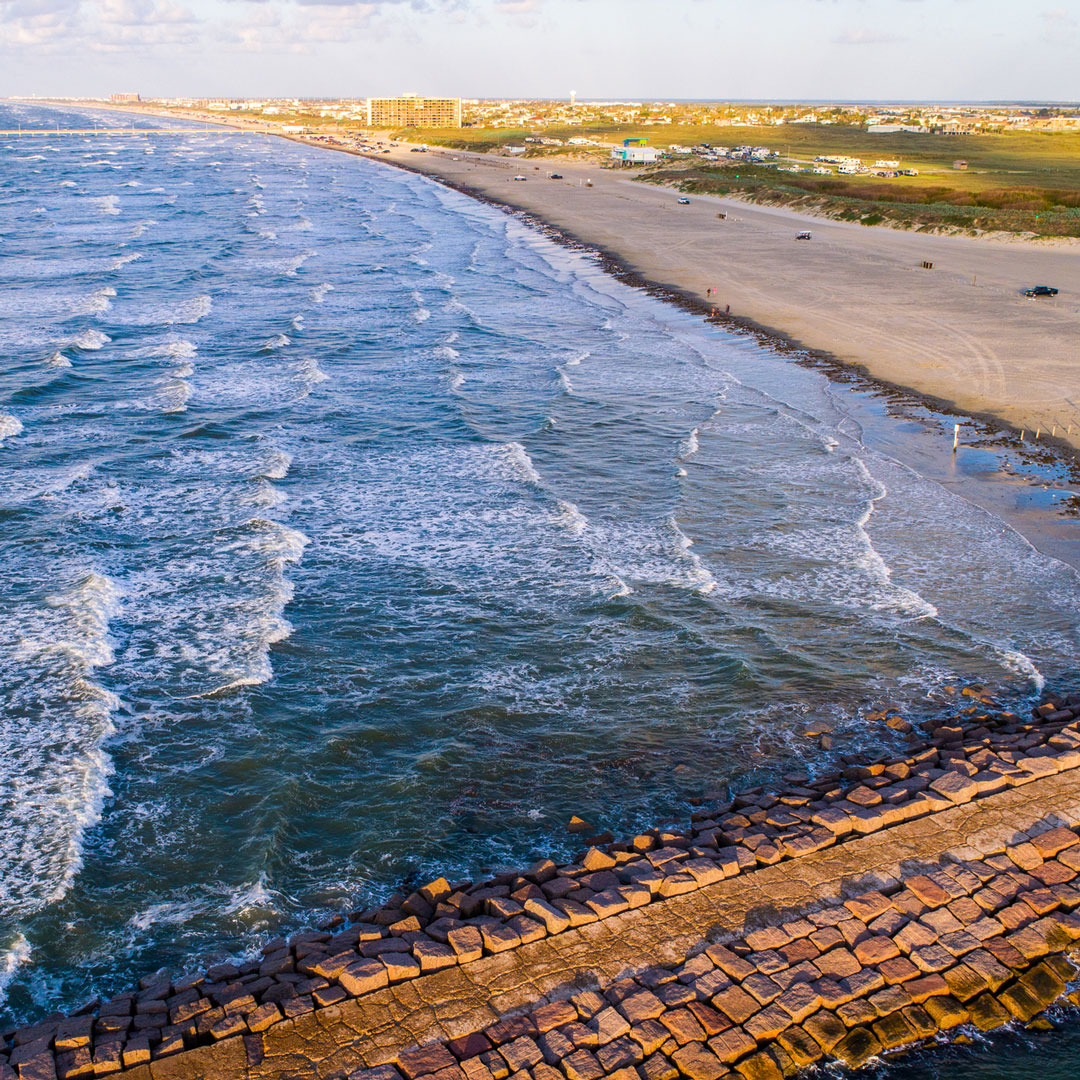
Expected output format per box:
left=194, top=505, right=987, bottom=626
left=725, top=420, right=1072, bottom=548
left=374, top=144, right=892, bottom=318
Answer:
left=42, top=101, right=1080, bottom=453
left=367, top=146, right=1080, bottom=452
left=312, top=140, right=1080, bottom=569
left=10, top=101, right=1080, bottom=568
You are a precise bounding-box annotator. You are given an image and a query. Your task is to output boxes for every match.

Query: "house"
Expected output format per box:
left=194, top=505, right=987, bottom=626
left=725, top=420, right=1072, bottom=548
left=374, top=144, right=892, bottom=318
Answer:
left=610, top=138, right=660, bottom=165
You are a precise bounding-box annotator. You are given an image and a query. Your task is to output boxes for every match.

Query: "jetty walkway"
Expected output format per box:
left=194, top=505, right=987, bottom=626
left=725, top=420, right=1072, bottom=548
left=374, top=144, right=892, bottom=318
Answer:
left=7, top=692, right=1080, bottom=1080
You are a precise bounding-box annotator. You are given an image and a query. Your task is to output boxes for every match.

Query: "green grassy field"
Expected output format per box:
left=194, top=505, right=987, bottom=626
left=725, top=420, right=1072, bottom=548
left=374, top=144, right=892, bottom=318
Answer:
left=406, top=121, right=1080, bottom=236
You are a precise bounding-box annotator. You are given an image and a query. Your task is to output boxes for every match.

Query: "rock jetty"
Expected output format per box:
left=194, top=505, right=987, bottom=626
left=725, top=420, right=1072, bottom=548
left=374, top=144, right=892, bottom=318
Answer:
left=8, top=689, right=1080, bottom=1080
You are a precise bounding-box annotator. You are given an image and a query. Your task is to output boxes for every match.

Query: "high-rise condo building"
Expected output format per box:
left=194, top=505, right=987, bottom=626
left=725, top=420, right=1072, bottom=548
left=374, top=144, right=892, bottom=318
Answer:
left=365, top=95, right=462, bottom=128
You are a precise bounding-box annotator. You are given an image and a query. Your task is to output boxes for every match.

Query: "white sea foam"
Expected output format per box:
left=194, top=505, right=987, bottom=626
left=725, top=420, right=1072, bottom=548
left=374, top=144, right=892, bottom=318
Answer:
left=45, top=351, right=73, bottom=368
left=752, top=454, right=939, bottom=620
left=557, top=369, right=574, bottom=394
left=0, top=413, right=23, bottom=445
left=566, top=350, right=588, bottom=367
left=2, top=573, right=124, bottom=914
left=129, top=897, right=205, bottom=933
left=73, top=285, right=116, bottom=315
left=223, top=873, right=277, bottom=915
left=109, top=252, right=142, bottom=270
left=59, top=179, right=77, bottom=188
left=282, top=251, right=315, bottom=276
left=290, top=314, right=305, bottom=331
left=159, top=379, right=192, bottom=414
left=448, top=371, right=466, bottom=392
left=850, top=458, right=938, bottom=619
left=0, top=935, right=31, bottom=1011
left=262, top=333, right=290, bottom=351
left=499, top=441, right=541, bottom=485
left=173, top=295, right=212, bottom=324
left=254, top=448, right=293, bottom=481
left=554, top=500, right=588, bottom=536
left=192, top=518, right=310, bottom=694
left=72, top=329, right=110, bottom=350
left=128, top=339, right=197, bottom=366
left=310, top=283, right=334, bottom=303
left=128, top=875, right=278, bottom=937
left=996, top=648, right=1045, bottom=692
left=294, top=358, right=328, bottom=384
left=128, top=218, right=157, bottom=240
left=95, top=195, right=120, bottom=215
left=669, top=517, right=719, bottom=595
left=412, top=307, right=431, bottom=323
left=248, top=480, right=287, bottom=510
left=679, top=427, right=700, bottom=460
left=606, top=575, right=634, bottom=599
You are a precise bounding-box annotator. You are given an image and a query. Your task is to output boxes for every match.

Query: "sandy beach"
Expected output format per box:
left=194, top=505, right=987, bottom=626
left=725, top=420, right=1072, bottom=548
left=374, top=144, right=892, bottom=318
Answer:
left=372, top=143, right=1080, bottom=448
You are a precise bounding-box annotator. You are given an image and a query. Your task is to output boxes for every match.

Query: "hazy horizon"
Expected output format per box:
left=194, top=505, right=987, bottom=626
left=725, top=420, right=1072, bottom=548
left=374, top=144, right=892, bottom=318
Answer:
left=1, top=0, right=1079, bottom=102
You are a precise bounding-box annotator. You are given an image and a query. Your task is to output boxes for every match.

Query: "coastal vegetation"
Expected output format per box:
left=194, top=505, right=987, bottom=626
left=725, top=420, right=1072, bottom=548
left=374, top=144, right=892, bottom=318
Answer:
left=407, top=122, right=1080, bottom=236
left=640, top=162, right=1080, bottom=237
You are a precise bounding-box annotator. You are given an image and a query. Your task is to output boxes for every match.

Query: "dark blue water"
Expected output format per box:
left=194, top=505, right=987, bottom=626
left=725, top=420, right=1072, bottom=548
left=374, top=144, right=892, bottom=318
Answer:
left=1, top=106, right=1079, bottom=1077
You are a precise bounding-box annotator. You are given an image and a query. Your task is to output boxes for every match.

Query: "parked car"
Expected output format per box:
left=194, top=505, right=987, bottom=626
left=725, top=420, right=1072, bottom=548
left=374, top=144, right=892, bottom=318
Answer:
left=549, top=173, right=563, bottom=180
left=1024, top=285, right=1059, bottom=297
left=677, top=197, right=691, bottom=205
left=409, top=147, right=426, bottom=153
left=795, top=231, right=812, bottom=240
left=512, top=175, right=527, bottom=181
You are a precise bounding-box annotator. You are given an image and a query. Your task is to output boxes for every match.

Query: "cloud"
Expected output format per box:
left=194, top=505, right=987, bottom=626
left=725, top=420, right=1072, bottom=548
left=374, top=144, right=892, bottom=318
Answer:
left=1040, top=6, right=1076, bottom=28
left=494, top=0, right=539, bottom=11
left=832, top=27, right=905, bottom=45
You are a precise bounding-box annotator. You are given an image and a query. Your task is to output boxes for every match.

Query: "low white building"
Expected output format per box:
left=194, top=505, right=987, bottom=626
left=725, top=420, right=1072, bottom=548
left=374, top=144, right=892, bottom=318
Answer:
left=610, top=144, right=660, bottom=165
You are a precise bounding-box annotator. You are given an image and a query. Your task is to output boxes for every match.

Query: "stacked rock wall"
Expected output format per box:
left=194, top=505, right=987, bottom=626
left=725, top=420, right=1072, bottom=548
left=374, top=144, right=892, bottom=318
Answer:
left=6, top=691, right=1080, bottom=1080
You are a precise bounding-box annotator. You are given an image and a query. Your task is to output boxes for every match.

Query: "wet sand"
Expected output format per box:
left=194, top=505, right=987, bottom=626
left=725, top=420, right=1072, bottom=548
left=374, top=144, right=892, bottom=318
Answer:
left=375, top=144, right=1080, bottom=450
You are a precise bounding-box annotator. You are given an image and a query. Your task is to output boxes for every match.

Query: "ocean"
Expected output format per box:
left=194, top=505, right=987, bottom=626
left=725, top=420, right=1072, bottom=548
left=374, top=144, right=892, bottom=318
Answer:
left=1, top=105, right=1079, bottom=1074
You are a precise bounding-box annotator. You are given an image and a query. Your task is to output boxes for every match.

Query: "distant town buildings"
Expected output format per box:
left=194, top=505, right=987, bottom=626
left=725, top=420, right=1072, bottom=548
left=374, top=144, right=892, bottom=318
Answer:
left=366, top=95, right=462, bottom=128
left=109, top=93, right=140, bottom=103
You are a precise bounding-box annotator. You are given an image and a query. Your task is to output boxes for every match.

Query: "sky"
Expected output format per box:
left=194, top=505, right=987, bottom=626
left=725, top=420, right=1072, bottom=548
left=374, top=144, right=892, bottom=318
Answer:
left=1, top=0, right=1079, bottom=102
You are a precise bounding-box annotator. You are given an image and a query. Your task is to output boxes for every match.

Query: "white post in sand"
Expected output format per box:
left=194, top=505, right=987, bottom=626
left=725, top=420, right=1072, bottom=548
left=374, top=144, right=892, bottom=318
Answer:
left=952, top=424, right=960, bottom=454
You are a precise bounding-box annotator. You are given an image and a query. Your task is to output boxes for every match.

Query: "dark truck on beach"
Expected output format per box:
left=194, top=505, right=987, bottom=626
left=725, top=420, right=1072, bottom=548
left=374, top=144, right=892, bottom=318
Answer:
left=1024, top=285, right=1059, bottom=297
